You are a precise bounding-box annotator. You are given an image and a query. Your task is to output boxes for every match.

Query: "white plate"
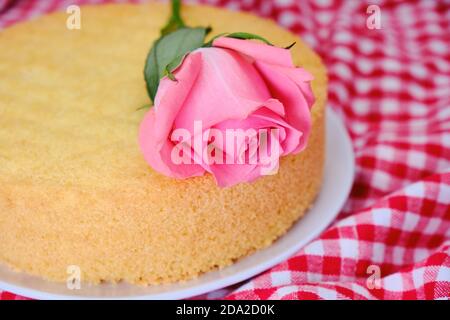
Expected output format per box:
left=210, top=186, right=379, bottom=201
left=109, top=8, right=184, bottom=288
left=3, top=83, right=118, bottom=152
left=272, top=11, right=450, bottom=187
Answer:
left=0, top=108, right=354, bottom=300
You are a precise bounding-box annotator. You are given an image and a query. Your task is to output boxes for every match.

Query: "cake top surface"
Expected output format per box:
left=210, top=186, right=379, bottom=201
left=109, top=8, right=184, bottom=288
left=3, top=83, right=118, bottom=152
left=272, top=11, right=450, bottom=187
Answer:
left=0, top=3, right=327, bottom=190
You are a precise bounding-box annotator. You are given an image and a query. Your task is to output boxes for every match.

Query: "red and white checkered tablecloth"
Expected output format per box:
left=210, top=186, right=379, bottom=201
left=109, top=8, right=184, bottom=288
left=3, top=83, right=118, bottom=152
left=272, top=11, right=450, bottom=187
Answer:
left=0, top=0, right=449, bottom=300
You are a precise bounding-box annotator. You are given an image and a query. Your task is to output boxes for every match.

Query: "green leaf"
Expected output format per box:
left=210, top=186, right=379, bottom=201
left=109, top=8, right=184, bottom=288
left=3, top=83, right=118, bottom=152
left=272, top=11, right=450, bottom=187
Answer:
left=144, top=27, right=208, bottom=103
left=164, top=53, right=187, bottom=81
left=203, top=32, right=228, bottom=47
left=226, top=32, right=273, bottom=46
left=136, top=103, right=152, bottom=111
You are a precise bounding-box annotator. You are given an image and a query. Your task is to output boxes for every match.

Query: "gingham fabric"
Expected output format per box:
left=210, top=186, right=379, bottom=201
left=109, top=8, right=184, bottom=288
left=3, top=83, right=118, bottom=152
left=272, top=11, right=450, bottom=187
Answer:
left=0, top=0, right=449, bottom=300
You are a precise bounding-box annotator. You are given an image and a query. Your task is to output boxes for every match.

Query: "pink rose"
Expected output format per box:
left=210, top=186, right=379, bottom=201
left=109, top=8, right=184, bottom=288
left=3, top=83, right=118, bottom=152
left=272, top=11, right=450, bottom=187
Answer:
left=139, top=37, right=315, bottom=187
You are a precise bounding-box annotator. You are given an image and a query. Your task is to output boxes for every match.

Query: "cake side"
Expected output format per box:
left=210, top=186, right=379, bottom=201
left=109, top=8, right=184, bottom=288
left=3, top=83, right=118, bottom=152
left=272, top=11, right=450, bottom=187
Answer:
left=0, top=3, right=327, bottom=284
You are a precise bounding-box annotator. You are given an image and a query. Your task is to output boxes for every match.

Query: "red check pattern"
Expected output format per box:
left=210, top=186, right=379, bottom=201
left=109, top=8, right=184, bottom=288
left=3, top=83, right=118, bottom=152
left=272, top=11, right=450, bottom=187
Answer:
left=0, top=0, right=449, bottom=300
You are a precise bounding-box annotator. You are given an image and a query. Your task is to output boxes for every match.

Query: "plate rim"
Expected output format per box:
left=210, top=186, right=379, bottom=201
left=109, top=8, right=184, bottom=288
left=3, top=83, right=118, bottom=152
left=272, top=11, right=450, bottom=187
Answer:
left=0, top=108, right=355, bottom=300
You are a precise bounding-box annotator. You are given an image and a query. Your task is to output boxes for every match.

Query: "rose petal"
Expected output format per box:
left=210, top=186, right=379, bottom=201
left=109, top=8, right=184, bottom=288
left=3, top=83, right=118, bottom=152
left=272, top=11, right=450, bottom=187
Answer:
left=270, top=65, right=315, bottom=108
left=139, top=52, right=206, bottom=178
left=255, top=61, right=312, bottom=153
left=173, top=48, right=282, bottom=131
left=252, top=108, right=303, bottom=155
left=213, top=37, right=294, bottom=67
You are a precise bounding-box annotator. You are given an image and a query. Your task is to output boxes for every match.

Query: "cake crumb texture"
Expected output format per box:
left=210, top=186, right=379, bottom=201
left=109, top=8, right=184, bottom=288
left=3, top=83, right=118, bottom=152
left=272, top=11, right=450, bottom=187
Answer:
left=0, top=3, right=327, bottom=284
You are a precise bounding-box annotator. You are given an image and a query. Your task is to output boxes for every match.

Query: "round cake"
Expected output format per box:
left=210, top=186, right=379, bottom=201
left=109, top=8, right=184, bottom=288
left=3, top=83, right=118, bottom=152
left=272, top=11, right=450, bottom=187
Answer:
left=0, top=3, right=327, bottom=285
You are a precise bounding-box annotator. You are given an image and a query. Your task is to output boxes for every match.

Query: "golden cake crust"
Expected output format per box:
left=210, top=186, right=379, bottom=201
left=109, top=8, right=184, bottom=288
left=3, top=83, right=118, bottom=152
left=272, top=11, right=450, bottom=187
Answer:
left=0, top=3, right=327, bottom=284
